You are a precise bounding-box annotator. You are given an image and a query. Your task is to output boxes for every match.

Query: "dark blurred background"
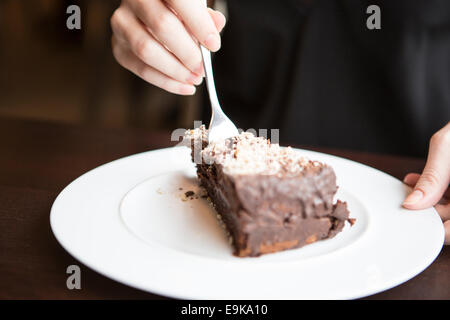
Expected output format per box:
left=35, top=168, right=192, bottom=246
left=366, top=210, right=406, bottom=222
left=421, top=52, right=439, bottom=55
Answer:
left=0, top=0, right=202, bottom=130
left=0, top=0, right=448, bottom=157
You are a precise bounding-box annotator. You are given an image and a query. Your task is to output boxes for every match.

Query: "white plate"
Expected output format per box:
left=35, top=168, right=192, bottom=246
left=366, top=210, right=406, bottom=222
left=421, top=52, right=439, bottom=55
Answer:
left=50, top=147, right=444, bottom=299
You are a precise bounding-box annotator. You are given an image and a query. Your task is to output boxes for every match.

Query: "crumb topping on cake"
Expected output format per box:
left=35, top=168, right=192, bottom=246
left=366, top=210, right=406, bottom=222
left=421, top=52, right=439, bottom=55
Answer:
left=185, top=126, right=324, bottom=176
left=186, top=126, right=208, bottom=143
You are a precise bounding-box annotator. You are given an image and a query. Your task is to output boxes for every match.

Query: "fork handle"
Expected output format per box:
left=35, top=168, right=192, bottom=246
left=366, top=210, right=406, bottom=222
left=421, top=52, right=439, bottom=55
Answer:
left=200, top=45, right=221, bottom=111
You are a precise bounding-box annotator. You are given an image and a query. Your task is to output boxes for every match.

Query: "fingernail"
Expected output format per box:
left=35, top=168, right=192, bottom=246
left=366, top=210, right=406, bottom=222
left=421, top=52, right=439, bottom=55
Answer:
left=179, top=84, right=196, bottom=95
left=403, top=175, right=412, bottom=184
left=403, top=190, right=424, bottom=206
left=204, top=33, right=221, bottom=52
left=186, top=73, right=203, bottom=85
left=194, top=77, right=203, bottom=85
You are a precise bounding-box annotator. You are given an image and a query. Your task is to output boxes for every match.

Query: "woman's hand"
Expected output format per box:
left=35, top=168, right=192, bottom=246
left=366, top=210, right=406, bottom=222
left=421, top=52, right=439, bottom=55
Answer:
left=403, top=122, right=450, bottom=244
left=111, top=0, right=226, bottom=95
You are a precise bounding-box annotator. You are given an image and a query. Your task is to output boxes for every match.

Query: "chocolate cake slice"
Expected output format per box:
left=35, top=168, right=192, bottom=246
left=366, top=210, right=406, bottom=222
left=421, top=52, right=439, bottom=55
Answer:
left=185, top=126, right=351, bottom=257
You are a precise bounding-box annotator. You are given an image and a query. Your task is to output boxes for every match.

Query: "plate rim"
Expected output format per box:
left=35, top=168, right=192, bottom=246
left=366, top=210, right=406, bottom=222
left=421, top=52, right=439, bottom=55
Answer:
left=50, top=146, right=445, bottom=299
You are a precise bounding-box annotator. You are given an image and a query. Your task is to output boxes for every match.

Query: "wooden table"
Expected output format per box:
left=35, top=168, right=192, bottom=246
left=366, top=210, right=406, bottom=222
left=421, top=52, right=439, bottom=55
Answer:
left=0, top=117, right=448, bottom=299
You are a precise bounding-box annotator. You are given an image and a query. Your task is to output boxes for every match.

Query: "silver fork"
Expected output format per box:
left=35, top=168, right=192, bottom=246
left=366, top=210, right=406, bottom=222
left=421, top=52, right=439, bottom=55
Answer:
left=199, top=11, right=239, bottom=143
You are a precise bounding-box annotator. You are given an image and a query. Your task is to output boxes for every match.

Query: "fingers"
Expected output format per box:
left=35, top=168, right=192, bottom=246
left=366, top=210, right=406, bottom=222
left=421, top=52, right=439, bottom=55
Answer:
left=403, top=123, right=450, bottom=210
left=165, top=0, right=222, bottom=52
left=435, top=202, right=450, bottom=221
left=404, top=173, right=450, bottom=199
left=404, top=172, right=450, bottom=223
left=128, top=0, right=204, bottom=76
left=111, top=1, right=227, bottom=95
left=111, top=6, right=203, bottom=86
left=445, top=220, right=450, bottom=245
left=112, top=35, right=196, bottom=95
left=403, top=173, right=420, bottom=186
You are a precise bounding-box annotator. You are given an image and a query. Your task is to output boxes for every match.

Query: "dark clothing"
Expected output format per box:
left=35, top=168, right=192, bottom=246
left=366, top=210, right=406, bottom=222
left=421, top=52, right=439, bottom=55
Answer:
left=207, top=0, right=450, bottom=157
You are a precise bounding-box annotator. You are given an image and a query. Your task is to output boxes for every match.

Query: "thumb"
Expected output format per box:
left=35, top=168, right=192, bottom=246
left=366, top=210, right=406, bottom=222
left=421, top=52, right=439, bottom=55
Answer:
left=403, top=124, right=450, bottom=210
